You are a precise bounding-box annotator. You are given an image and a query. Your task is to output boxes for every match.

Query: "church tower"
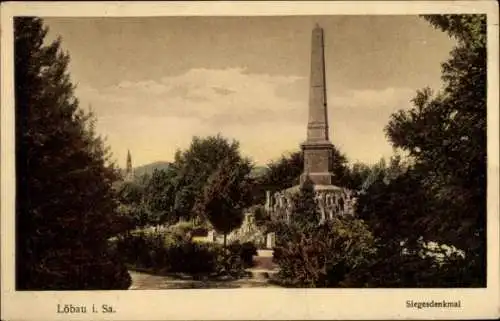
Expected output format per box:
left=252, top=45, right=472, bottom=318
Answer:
left=125, top=150, right=133, bottom=181
left=300, top=24, right=335, bottom=186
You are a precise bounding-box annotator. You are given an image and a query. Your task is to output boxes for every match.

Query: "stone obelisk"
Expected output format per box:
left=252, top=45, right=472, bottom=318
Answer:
left=300, top=24, right=335, bottom=186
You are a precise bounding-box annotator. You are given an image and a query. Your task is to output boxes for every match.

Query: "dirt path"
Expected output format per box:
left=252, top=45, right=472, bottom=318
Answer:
left=128, top=252, right=281, bottom=289
left=128, top=270, right=281, bottom=289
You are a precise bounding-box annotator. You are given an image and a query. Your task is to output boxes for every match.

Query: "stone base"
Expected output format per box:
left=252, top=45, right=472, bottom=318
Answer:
left=300, top=140, right=336, bottom=186
left=300, top=172, right=334, bottom=185
left=282, top=183, right=344, bottom=195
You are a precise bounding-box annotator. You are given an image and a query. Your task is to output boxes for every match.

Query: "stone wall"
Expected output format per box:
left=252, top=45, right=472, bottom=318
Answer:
left=265, top=186, right=357, bottom=222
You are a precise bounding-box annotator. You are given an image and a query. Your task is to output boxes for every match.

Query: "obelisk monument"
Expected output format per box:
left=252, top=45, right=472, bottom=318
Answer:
left=300, top=24, right=335, bottom=186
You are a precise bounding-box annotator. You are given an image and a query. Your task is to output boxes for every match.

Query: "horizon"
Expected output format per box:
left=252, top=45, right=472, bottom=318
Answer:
left=43, top=16, right=456, bottom=168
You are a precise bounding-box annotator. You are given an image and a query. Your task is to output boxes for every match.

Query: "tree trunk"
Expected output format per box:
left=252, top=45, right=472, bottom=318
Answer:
left=223, top=233, right=227, bottom=249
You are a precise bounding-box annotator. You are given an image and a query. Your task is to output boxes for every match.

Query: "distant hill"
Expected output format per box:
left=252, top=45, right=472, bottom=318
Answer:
left=133, top=161, right=172, bottom=177
left=122, top=161, right=268, bottom=180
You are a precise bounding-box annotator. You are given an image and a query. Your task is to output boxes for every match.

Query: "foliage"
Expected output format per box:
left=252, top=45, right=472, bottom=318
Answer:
left=269, top=182, right=375, bottom=287
left=112, top=231, right=219, bottom=274
left=143, top=168, right=178, bottom=224
left=115, top=180, right=155, bottom=227
left=228, top=241, right=258, bottom=268
left=167, top=242, right=222, bottom=274
left=352, top=151, right=483, bottom=287
left=117, top=181, right=144, bottom=205
left=289, top=177, right=319, bottom=228
left=356, top=166, right=428, bottom=248
left=111, top=230, right=247, bottom=276
left=171, top=135, right=253, bottom=221
left=253, top=205, right=270, bottom=227
left=194, top=156, right=253, bottom=247
left=358, top=155, right=410, bottom=192
left=256, top=151, right=304, bottom=198
left=345, top=162, right=373, bottom=191
left=15, top=17, right=130, bottom=290
left=272, top=216, right=375, bottom=288
left=254, top=147, right=373, bottom=204
left=384, top=14, right=486, bottom=285
left=114, top=135, right=253, bottom=230
left=167, top=220, right=205, bottom=242
left=116, top=168, right=179, bottom=227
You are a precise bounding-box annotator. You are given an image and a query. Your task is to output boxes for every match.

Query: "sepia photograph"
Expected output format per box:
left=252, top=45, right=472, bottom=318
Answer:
left=1, top=1, right=499, bottom=320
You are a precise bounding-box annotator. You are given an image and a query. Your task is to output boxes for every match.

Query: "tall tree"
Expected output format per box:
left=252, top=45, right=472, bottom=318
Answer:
left=344, top=162, right=373, bottom=191
left=385, top=14, right=486, bottom=285
left=143, top=168, right=177, bottom=224
left=260, top=151, right=304, bottom=193
left=171, top=134, right=253, bottom=221
left=194, top=157, right=252, bottom=248
left=15, top=17, right=130, bottom=289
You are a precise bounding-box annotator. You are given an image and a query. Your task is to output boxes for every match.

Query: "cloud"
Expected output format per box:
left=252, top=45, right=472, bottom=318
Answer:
left=75, top=68, right=416, bottom=166
left=332, top=87, right=415, bottom=110
left=77, top=68, right=305, bottom=125
left=212, top=87, right=235, bottom=96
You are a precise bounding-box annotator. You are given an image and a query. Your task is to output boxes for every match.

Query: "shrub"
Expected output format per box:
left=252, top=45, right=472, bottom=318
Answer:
left=167, top=241, right=221, bottom=274
left=227, top=241, right=258, bottom=268
left=340, top=240, right=476, bottom=288
left=110, top=228, right=247, bottom=276
left=271, top=216, right=375, bottom=287
left=240, top=242, right=258, bottom=267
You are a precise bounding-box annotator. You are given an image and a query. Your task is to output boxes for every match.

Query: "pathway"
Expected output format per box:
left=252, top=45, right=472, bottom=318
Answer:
left=129, top=250, right=280, bottom=290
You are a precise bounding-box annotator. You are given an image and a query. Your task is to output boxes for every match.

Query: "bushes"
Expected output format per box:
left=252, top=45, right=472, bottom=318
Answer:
left=111, top=231, right=219, bottom=274
left=228, top=241, right=258, bottom=268
left=167, top=242, right=220, bottom=274
left=339, top=241, right=476, bottom=288
left=271, top=216, right=375, bottom=288
left=110, top=229, right=255, bottom=276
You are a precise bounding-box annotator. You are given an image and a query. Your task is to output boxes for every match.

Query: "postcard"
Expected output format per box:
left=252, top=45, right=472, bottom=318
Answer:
left=1, top=1, right=499, bottom=320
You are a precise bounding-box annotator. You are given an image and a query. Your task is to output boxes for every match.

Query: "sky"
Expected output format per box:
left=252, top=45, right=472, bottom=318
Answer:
left=43, top=16, right=456, bottom=168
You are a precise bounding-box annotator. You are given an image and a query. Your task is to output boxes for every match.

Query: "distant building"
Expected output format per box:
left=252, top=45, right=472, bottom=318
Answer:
left=125, top=149, right=134, bottom=181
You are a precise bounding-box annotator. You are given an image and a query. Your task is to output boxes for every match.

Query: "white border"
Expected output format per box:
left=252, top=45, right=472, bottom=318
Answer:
left=1, top=1, right=499, bottom=320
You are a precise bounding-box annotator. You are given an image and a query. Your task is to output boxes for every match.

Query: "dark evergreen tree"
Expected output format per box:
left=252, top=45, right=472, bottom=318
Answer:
left=15, top=17, right=131, bottom=290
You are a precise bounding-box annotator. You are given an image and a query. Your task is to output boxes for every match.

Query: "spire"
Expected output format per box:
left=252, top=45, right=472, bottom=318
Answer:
left=126, top=150, right=132, bottom=169
left=125, top=150, right=133, bottom=181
